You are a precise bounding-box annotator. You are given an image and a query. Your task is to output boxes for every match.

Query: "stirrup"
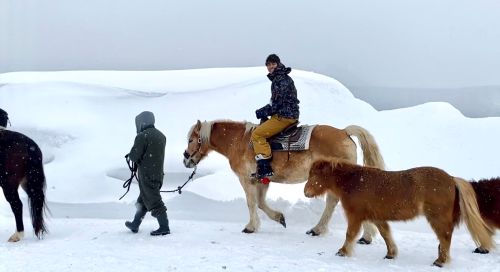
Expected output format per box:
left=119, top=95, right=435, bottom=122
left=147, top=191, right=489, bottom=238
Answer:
left=250, top=171, right=273, bottom=184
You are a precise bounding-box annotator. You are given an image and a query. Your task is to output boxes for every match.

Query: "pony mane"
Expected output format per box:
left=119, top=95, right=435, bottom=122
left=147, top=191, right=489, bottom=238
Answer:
left=199, top=121, right=214, bottom=143
left=188, top=120, right=256, bottom=143
left=245, top=121, right=258, bottom=133
left=313, top=158, right=360, bottom=175
left=472, top=177, right=500, bottom=183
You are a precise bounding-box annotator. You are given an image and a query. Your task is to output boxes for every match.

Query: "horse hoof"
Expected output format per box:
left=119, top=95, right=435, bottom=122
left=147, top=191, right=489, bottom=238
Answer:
left=357, top=237, right=372, bottom=245
left=7, top=232, right=23, bottom=242
left=473, top=247, right=489, bottom=254
left=8, top=236, right=21, bottom=242
left=7, top=237, right=20, bottom=242
left=306, top=229, right=320, bottom=236
left=279, top=215, right=286, bottom=228
left=335, top=251, right=346, bottom=257
left=384, top=255, right=395, bottom=260
left=432, top=261, right=443, bottom=268
left=242, top=228, right=254, bottom=234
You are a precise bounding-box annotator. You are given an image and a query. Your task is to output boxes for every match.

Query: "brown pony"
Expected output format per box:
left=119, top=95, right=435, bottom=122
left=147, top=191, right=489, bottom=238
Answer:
left=470, top=177, right=500, bottom=254
left=183, top=120, right=385, bottom=241
left=304, top=160, right=494, bottom=267
left=0, top=129, right=48, bottom=242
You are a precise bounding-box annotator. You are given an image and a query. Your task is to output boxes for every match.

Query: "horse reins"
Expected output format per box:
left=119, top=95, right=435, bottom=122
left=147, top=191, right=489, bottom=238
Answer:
left=119, top=154, right=198, bottom=200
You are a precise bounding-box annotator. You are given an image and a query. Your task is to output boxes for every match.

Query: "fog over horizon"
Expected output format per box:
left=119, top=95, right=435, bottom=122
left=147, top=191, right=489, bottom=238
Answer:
left=1, top=0, right=499, bottom=116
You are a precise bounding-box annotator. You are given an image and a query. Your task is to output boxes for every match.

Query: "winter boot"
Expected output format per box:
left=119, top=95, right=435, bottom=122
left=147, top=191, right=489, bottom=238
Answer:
left=125, top=205, right=147, bottom=233
left=251, top=154, right=274, bottom=179
left=150, top=211, right=170, bottom=236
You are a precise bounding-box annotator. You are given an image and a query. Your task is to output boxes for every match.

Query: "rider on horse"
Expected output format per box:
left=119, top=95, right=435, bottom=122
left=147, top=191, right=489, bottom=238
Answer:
left=251, top=54, right=300, bottom=179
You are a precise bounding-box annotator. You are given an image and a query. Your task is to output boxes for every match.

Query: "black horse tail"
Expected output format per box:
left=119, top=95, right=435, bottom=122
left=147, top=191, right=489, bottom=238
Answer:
left=26, top=143, right=48, bottom=238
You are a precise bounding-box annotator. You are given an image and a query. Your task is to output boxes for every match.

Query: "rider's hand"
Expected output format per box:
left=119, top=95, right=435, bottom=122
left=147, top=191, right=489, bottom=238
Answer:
left=255, top=108, right=268, bottom=119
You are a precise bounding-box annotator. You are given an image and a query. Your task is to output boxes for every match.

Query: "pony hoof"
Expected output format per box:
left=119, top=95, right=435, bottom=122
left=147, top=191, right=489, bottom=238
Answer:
left=473, top=247, right=489, bottom=254
left=306, top=229, right=320, bottom=236
left=242, top=228, right=255, bottom=234
left=357, top=237, right=372, bottom=245
left=279, top=215, right=286, bottom=228
left=432, top=261, right=443, bottom=268
left=384, top=255, right=395, bottom=260
left=335, top=251, right=347, bottom=257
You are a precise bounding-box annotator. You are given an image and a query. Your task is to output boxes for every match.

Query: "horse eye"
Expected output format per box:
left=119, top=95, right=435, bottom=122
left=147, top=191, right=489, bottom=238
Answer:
left=189, top=139, right=193, bottom=143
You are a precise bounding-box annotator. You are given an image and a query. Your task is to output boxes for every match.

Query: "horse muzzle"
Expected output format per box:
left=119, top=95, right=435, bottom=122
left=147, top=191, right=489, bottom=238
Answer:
left=304, top=187, right=316, bottom=198
left=183, top=151, right=197, bottom=168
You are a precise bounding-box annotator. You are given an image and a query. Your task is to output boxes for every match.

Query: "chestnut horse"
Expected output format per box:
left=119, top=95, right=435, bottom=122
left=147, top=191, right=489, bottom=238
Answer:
left=183, top=120, right=385, bottom=241
left=470, top=177, right=500, bottom=254
left=0, top=129, right=48, bottom=242
left=304, top=160, right=494, bottom=267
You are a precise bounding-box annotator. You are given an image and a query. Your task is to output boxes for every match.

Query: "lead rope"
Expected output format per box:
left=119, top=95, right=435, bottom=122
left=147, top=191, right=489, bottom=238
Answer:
left=160, top=166, right=197, bottom=194
left=119, top=156, right=197, bottom=200
left=119, top=155, right=138, bottom=200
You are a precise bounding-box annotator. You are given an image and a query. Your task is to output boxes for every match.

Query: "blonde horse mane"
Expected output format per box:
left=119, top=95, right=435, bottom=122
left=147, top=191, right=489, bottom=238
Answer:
left=187, top=120, right=256, bottom=144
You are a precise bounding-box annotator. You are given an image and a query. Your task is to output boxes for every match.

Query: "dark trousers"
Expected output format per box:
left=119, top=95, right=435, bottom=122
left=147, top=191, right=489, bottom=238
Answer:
left=137, top=176, right=167, bottom=218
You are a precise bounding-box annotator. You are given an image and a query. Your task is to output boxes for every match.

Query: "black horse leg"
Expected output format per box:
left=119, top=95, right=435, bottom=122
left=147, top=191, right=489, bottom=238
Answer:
left=3, top=187, right=24, bottom=233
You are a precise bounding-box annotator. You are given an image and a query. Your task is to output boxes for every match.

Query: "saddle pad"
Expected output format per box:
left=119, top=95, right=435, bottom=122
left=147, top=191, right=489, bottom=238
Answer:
left=270, top=125, right=316, bottom=151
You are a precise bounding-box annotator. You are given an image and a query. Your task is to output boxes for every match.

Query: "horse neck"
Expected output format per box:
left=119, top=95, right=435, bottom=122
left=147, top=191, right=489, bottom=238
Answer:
left=207, top=122, right=248, bottom=158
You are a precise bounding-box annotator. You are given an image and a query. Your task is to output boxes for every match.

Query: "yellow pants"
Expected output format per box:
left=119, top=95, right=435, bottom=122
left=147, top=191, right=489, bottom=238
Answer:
left=251, top=115, right=297, bottom=157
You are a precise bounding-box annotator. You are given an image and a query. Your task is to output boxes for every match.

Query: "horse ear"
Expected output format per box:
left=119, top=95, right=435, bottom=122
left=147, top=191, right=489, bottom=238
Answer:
left=196, top=120, right=202, bottom=129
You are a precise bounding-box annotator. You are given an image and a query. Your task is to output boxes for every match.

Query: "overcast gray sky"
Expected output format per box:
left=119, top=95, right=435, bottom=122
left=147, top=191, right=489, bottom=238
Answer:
left=1, top=0, right=499, bottom=89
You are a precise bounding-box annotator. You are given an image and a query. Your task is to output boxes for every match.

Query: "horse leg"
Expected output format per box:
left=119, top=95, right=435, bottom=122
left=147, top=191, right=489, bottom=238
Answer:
left=373, top=220, right=398, bottom=259
left=358, top=222, right=378, bottom=245
left=336, top=216, right=363, bottom=257
left=428, top=217, right=454, bottom=267
left=256, top=183, right=286, bottom=228
left=2, top=186, right=25, bottom=242
left=307, top=192, right=339, bottom=236
left=239, top=177, right=260, bottom=233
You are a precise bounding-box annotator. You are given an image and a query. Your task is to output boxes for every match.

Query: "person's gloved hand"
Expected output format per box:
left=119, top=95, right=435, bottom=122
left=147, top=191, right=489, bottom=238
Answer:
left=255, top=104, right=271, bottom=119
left=255, top=108, right=268, bottom=119
left=259, top=117, right=269, bottom=124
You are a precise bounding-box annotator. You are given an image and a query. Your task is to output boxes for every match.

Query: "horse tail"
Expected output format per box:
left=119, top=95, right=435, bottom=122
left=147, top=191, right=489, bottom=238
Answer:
left=26, top=143, right=49, bottom=238
left=454, top=177, right=494, bottom=250
left=344, top=125, right=385, bottom=169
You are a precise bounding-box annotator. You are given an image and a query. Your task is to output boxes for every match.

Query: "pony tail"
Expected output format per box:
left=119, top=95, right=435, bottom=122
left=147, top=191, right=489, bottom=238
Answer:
left=26, top=144, right=49, bottom=238
left=454, top=177, right=494, bottom=250
left=344, top=125, right=385, bottom=170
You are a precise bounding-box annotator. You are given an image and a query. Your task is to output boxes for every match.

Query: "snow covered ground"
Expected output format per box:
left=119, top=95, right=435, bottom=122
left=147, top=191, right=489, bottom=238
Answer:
left=0, top=68, right=499, bottom=271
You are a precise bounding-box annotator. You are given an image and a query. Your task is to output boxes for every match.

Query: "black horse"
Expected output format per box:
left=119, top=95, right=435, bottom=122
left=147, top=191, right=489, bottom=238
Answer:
left=0, top=110, right=48, bottom=242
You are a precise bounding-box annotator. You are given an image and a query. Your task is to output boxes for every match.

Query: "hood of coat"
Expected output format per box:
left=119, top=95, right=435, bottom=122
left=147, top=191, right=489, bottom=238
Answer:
left=135, top=111, right=155, bottom=133
left=267, top=63, right=292, bottom=81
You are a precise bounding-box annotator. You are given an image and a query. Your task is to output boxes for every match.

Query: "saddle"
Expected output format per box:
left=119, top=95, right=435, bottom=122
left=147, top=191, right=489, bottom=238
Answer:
left=269, top=122, right=316, bottom=152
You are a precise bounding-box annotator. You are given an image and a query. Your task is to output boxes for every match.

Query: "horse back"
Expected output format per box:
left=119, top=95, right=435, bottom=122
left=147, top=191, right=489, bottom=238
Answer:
left=309, top=125, right=355, bottom=161
left=338, top=165, right=456, bottom=221
left=0, top=130, right=41, bottom=184
left=470, top=178, right=500, bottom=229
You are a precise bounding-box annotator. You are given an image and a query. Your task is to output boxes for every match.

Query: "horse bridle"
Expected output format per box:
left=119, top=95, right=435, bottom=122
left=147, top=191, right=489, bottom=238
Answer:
left=183, top=136, right=203, bottom=166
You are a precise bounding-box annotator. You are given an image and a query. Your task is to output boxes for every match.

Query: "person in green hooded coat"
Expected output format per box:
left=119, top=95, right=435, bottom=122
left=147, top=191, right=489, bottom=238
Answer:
left=125, top=111, right=170, bottom=236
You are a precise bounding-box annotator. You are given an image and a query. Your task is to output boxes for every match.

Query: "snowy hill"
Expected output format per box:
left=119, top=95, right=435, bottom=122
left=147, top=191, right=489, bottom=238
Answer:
left=0, top=68, right=499, bottom=271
